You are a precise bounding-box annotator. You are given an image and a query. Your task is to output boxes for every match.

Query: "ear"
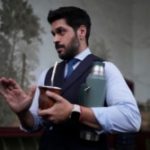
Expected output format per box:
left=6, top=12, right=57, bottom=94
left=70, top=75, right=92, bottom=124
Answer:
left=77, top=25, right=87, bottom=40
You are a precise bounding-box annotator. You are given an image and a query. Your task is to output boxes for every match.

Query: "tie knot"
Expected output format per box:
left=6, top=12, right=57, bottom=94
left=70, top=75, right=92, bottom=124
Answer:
left=66, top=58, right=79, bottom=78
left=68, top=58, right=79, bottom=66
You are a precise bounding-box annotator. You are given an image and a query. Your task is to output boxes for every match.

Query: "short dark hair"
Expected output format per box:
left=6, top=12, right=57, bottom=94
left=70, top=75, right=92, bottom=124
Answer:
left=47, top=6, right=91, bottom=45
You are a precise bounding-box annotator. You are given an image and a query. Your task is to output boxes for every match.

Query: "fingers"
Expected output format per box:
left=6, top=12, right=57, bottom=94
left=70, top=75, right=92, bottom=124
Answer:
left=8, top=78, right=21, bottom=89
left=39, top=108, right=50, bottom=116
left=0, top=78, right=12, bottom=98
left=0, top=77, right=20, bottom=98
left=45, top=91, right=63, bottom=103
left=0, top=77, right=10, bottom=89
left=38, top=108, right=58, bottom=123
left=0, top=77, right=20, bottom=90
left=38, top=108, right=53, bottom=120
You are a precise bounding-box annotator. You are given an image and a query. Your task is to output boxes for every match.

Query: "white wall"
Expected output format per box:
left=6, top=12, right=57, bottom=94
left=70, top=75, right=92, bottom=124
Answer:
left=132, top=0, right=150, bottom=102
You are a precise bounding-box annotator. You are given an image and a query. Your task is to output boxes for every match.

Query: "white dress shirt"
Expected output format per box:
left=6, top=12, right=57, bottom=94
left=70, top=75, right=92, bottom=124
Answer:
left=28, top=48, right=141, bottom=133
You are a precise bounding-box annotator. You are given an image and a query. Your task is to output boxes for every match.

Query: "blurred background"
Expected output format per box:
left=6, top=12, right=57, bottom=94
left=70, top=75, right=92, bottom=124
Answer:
left=0, top=0, right=150, bottom=149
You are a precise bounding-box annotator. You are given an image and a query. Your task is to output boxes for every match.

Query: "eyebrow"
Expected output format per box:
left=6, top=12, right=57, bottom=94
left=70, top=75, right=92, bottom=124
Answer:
left=51, top=27, right=67, bottom=35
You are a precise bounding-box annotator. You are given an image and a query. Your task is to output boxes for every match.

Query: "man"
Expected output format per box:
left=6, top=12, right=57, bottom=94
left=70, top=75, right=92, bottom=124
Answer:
left=0, top=6, right=141, bottom=150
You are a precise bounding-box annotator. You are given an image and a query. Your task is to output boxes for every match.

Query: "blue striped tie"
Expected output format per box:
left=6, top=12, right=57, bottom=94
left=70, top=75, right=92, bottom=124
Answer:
left=66, top=58, right=79, bottom=78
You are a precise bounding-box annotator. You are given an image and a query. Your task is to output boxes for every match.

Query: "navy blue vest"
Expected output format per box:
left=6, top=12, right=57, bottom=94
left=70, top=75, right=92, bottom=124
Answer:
left=39, top=54, right=108, bottom=150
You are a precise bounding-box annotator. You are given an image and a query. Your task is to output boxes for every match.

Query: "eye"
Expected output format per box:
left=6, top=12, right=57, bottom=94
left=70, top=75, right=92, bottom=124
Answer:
left=57, top=27, right=66, bottom=36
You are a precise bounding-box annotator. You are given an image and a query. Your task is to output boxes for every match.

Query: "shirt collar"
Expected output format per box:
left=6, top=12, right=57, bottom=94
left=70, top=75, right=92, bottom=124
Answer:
left=74, top=48, right=91, bottom=61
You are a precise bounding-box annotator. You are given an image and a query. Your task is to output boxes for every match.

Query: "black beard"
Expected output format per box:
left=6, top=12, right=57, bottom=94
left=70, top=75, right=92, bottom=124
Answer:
left=58, top=36, right=80, bottom=60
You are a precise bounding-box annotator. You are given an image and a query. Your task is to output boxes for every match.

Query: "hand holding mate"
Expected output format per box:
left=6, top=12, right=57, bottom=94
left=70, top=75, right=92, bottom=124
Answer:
left=38, top=91, right=100, bottom=129
left=38, top=91, right=73, bottom=124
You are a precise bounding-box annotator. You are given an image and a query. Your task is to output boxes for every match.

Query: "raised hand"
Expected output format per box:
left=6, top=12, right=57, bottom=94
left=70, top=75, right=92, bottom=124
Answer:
left=0, top=77, right=36, bottom=115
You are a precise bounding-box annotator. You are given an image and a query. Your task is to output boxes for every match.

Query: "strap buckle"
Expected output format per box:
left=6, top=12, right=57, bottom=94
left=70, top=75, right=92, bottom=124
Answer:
left=80, top=130, right=100, bottom=142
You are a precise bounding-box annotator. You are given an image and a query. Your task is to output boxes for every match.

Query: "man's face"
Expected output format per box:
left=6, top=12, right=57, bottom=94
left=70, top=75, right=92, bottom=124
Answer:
left=51, top=19, right=80, bottom=60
